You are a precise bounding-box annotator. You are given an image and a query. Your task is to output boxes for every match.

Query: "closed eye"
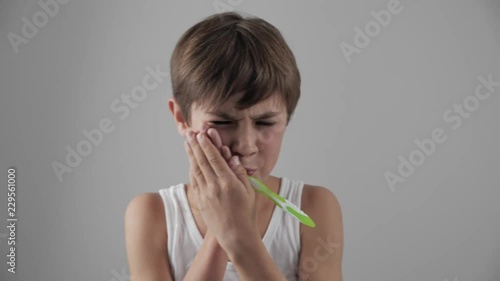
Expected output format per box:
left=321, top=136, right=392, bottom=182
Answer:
left=259, top=122, right=276, bottom=127
left=210, top=121, right=275, bottom=127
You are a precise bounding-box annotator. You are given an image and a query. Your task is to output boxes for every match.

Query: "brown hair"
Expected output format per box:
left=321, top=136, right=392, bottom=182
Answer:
left=170, top=11, right=301, bottom=126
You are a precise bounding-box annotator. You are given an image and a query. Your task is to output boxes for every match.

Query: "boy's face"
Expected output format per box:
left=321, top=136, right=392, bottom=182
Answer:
left=170, top=92, right=288, bottom=180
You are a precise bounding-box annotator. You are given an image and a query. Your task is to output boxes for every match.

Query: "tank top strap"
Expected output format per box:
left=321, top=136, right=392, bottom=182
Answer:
left=158, top=184, right=200, bottom=281
left=277, top=176, right=303, bottom=256
left=281, top=176, right=304, bottom=210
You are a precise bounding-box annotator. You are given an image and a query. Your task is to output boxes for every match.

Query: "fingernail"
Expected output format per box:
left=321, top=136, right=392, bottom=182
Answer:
left=233, top=156, right=240, bottom=166
left=207, top=128, right=214, bottom=137
left=206, top=128, right=212, bottom=141
left=186, top=131, right=193, bottom=141
left=197, top=132, right=204, bottom=142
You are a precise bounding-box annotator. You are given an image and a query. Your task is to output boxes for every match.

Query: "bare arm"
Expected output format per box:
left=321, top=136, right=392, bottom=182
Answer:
left=125, top=193, right=173, bottom=281
left=298, top=186, right=344, bottom=281
left=222, top=228, right=288, bottom=281
left=125, top=192, right=231, bottom=281
left=182, top=231, right=229, bottom=281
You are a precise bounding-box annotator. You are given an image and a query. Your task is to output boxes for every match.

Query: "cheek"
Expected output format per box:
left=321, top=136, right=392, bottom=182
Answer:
left=260, top=127, right=284, bottom=147
left=261, top=130, right=273, bottom=144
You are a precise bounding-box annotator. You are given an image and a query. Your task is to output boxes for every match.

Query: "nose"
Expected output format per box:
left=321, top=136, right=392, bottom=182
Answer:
left=228, top=123, right=258, bottom=158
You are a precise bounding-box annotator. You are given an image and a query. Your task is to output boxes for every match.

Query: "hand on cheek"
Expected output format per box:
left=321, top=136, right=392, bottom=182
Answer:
left=184, top=124, right=233, bottom=195
left=206, top=126, right=232, bottom=162
left=186, top=123, right=232, bottom=162
left=183, top=123, right=257, bottom=247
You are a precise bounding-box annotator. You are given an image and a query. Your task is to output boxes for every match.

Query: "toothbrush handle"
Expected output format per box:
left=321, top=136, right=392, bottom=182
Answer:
left=248, top=176, right=316, bottom=228
left=264, top=191, right=316, bottom=228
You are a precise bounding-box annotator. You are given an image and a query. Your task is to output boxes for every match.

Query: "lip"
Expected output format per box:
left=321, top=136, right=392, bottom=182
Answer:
left=244, top=168, right=256, bottom=175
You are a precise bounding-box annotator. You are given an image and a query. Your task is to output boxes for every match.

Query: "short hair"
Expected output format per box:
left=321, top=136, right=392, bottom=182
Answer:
left=170, top=11, right=301, bottom=126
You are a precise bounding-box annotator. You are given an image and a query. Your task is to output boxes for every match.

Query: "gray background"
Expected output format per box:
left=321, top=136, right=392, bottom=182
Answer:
left=1, top=0, right=499, bottom=280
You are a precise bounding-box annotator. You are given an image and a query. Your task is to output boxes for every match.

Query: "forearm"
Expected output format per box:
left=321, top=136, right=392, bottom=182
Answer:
left=223, top=231, right=287, bottom=281
left=182, top=231, right=228, bottom=281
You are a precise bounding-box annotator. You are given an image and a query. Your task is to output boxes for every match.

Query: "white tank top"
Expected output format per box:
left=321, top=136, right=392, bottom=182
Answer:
left=158, top=176, right=303, bottom=281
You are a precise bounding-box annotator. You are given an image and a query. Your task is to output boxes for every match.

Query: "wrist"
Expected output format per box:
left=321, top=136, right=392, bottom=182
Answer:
left=220, top=227, right=261, bottom=261
left=205, top=231, right=228, bottom=258
left=222, top=232, right=287, bottom=281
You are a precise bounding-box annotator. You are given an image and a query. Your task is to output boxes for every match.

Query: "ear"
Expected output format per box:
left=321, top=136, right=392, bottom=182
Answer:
left=168, top=97, right=191, bottom=138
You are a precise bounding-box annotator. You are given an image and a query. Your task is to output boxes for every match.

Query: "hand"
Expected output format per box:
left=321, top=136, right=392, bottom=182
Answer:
left=185, top=123, right=233, bottom=215
left=202, top=123, right=233, bottom=163
left=184, top=123, right=258, bottom=249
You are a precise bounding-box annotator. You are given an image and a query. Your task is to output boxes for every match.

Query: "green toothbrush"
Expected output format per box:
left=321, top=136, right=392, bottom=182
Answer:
left=247, top=176, right=316, bottom=228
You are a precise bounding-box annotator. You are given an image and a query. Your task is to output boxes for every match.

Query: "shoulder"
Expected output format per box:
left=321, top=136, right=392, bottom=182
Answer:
left=124, top=193, right=174, bottom=279
left=125, top=192, right=165, bottom=220
left=124, top=192, right=167, bottom=242
left=298, top=184, right=344, bottom=279
left=301, top=183, right=343, bottom=225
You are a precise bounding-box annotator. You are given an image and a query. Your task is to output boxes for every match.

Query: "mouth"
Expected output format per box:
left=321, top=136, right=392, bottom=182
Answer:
left=244, top=168, right=256, bottom=176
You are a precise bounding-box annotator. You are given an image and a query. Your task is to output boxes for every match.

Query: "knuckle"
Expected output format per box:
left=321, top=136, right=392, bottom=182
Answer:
left=198, top=158, right=209, bottom=169
left=190, top=139, right=198, bottom=148
left=207, top=154, right=218, bottom=165
left=207, top=188, right=221, bottom=198
left=191, top=182, right=199, bottom=190
left=193, top=167, right=203, bottom=178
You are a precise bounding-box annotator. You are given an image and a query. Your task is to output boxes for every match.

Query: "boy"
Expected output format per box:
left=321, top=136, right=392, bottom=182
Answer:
left=125, top=11, right=343, bottom=280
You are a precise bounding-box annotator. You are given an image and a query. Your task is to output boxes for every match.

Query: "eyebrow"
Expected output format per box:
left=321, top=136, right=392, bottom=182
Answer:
left=206, top=111, right=281, bottom=120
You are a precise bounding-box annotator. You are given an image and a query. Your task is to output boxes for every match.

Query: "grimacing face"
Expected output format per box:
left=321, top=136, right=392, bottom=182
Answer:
left=169, top=92, right=288, bottom=181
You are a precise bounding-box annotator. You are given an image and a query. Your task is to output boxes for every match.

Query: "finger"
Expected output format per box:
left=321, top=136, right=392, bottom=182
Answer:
left=229, top=155, right=253, bottom=193
left=222, top=145, right=232, bottom=162
left=189, top=158, right=202, bottom=206
left=201, top=124, right=226, bottom=160
left=193, top=131, right=233, bottom=181
left=207, top=131, right=232, bottom=163
left=208, top=128, right=232, bottom=162
left=185, top=136, right=204, bottom=210
left=188, top=156, right=198, bottom=191
left=185, top=139, right=198, bottom=191
left=207, top=127, right=223, bottom=151
left=192, top=125, right=230, bottom=163
left=187, top=131, right=219, bottom=186
left=196, top=123, right=218, bottom=151
left=189, top=126, right=233, bottom=181
left=185, top=134, right=207, bottom=190
left=200, top=123, right=233, bottom=163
